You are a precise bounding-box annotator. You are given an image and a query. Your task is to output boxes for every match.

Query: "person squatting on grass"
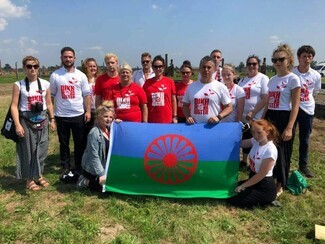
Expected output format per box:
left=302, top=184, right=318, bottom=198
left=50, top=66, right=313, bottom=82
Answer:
left=292, top=45, right=322, bottom=178
left=10, top=56, right=56, bottom=191
left=264, top=44, right=301, bottom=197
left=77, top=101, right=120, bottom=191
left=228, top=119, right=279, bottom=208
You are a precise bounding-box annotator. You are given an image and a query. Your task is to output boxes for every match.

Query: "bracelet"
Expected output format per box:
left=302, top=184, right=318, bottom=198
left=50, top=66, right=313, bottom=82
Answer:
left=173, top=116, right=178, bottom=118
left=217, top=114, right=223, bottom=121
left=50, top=117, right=55, bottom=121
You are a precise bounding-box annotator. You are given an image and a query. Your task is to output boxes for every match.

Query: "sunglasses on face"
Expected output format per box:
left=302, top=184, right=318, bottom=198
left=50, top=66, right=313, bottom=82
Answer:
left=247, top=62, right=258, bottom=67
left=153, top=65, right=164, bottom=69
left=212, top=55, right=222, bottom=59
left=271, top=57, right=286, bottom=63
left=26, top=64, right=39, bottom=69
left=142, top=60, right=150, bottom=65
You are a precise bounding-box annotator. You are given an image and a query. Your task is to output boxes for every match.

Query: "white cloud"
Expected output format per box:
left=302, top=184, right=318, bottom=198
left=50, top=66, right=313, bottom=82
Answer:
left=269, top=35, right=283, bottom=44
left=0, top=17, right=8, bottom=31
left=2, top=38, right=12, bottom=44
left=0, top=0, right=30, bottom=18
left=0, top=0, right=30, bottom=31
left=152, top=4, right=158, bottom=10
left=168, top=4, right=176, bottom=9
left=42, top=42, right=60, bottom=47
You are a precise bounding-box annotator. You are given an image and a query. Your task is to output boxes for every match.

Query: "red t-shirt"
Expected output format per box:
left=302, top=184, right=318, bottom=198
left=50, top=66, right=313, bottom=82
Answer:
left=143, top=76, right=176, bottom=123
left=175, top=82, right=191, bottom=119
left=108, top=82, right=147, bottom=122
left=94, top=73, right=120, bottom=101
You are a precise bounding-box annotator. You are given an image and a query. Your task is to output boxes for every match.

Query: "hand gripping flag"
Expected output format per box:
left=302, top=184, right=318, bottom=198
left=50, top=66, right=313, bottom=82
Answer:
left=104, top=122, right=241, bottom=198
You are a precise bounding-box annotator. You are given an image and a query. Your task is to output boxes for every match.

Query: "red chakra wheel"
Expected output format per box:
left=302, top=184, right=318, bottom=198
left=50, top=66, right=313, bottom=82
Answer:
left=144, top=134, right=198, bottom=184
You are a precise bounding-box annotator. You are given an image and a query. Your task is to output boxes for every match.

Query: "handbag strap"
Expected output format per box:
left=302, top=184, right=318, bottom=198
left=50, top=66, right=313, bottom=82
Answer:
left=24, top=77, right=43, bottom=94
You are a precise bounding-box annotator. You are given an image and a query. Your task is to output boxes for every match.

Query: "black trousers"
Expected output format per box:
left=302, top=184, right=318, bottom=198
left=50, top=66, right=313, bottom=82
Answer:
left=83, top=170, right=103, bottom=192
left=265, top=109, right=295, bottom=187
left=55, top=114, right=85, bottom=170
left=228, top=171, right=276, bottom=208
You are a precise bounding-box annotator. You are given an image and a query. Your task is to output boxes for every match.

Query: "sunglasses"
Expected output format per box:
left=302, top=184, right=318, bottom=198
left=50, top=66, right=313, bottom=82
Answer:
left=247, top=62, right=258, bottom=67
left=26, top=64, right=39, bottom=69
left=181, top=71, right=191, bottom=75
left=212, top=55, right=222, bottom=59
left=142, top=60, right=150, bottom=65
left=271, top=57, right=286, bottom=63
left=153, top=65, right=164, bottom=69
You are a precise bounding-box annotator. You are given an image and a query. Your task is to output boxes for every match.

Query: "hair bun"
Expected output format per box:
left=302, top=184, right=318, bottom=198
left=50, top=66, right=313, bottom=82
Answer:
left=183, top=60, right=191, bottom=66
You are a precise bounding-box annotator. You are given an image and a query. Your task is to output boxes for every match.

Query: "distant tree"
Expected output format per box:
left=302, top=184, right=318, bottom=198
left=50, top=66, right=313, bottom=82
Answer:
left=237, top=62, right=245, bottom=73
left=310, top=61, right=317, bottom=68
left=3, top=63, right=12, bottom=72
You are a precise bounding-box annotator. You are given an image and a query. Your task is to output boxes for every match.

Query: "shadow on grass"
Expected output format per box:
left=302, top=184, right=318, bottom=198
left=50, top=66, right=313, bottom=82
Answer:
left=0, top=176, right=28, bottom=195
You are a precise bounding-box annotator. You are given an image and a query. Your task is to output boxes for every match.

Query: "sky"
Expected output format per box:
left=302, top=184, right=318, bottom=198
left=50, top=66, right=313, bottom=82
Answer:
left=1, top=0, right=325, bottom=69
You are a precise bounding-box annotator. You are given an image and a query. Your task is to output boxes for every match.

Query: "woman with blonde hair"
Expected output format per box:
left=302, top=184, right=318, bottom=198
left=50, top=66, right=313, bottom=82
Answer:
left=265, top=44, right=300, bottom=197
left=220, top=64, right=245, bottom=122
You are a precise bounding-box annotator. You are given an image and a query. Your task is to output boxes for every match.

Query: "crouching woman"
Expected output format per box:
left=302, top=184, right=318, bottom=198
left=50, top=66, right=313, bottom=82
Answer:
left=77, top=102, right=115, bottom=191
left=228, top=119, right=279, bottom=208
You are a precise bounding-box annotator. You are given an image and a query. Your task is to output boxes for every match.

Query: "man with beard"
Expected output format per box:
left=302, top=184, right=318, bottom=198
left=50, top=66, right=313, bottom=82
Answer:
left=95, top=53, right=120, bottom=107
left=50, top=46, right=91, bottom=183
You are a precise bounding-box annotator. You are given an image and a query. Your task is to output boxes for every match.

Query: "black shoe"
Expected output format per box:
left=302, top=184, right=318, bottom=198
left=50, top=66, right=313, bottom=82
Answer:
left=60, top=169, right=80, bottom=183
left=299, top=166, right=314, bottom=178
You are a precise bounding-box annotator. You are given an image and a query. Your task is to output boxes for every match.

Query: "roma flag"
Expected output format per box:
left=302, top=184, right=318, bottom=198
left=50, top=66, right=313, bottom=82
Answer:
left=104, top=122, right=241, bottom=198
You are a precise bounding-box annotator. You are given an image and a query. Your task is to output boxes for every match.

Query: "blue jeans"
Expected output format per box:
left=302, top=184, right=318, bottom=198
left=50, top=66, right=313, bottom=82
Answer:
left=294, top=108, right=314, bottom=168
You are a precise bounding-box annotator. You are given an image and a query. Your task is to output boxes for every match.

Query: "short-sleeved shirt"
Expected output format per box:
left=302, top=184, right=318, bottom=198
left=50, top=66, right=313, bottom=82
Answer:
left=182, top=80, right=231, bottom=123
left=94, top=73, right=120, bottom=101
left=108, top=82, right=147, bottom=122
left=267, top=72, right=300, bottom=111
left=175, top=81, right=192, bottom=119
left=238, top=72, right=269, bottom=120
left=292, top=67, right=322, bottom=115
left=249, top=138, right=277, bottom=177
left=221, top=84, right=245, bottom=122
left=132, top=68, right=155, bottom=87
left=50, top=67, right=91, bottom=117
left=143, top=76, right=176, bottom=123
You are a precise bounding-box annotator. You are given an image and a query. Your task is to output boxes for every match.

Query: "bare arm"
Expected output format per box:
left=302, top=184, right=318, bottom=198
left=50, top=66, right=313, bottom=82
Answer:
left=182, top=102, right=195, bottom=125
left=95, top=95, right=102, bottom=108
left=84, top=95, right=91, bottom=122
left=282, top=87, right=300, bottom=141
left=246, top=94, right=268, bottom=121
left=236, top=97, right=245, bottom=122
left=172, top=94, right=178, bottom=124
left=236, top=157, right=275, bottom=192
left=10, top=84, right=24, bottom=137
left=141, top=103, right=148, bottom=123
left=241, top=138, right=253, bottom=148
left=45, top=88, right=56, bottom=131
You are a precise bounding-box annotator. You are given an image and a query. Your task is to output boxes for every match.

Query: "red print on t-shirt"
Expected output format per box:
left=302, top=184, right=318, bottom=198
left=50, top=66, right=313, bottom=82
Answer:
left=194, top=98, right=209, bottom=115
left=249, top=158, right=256, bottom=172
left=300, top=83, right=309, bottom=102
left=243, top=87, right=251, bottom=99
left=28, top=95, right=43, bottom=110
left=61, top=85, right=75, bottom=99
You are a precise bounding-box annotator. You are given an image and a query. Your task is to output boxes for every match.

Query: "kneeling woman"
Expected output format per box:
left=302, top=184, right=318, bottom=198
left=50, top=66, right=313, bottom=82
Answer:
left=229, top=119, right=279, bottom=208
left=77, top=102, right=115, bottom=191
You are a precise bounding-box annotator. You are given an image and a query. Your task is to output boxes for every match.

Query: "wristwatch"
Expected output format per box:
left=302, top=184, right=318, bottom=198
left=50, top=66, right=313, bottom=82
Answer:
left=217, top=114, right=223, bottom=121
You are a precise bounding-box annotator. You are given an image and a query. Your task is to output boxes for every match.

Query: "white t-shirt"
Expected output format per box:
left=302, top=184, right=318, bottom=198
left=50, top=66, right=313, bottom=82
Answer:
left=238, top=72, right=269, bottom=120
left=15, top=78, right=49, bottom=112
left=292, top=67, right=322, bottom=115
left=221, top=84, right=245, bottom=122
left=50, top=67, right=91, bottom=117
left=249, top=138, right=277, bottom=177
left=182, top=79, right=231, bottom=123
left=267, top=72, right=300, bottom=111
left=132, top=68, right=155, bottom=87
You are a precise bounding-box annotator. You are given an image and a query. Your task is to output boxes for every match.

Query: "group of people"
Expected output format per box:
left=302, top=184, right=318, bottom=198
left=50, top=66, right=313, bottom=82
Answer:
left=9, top=44, right=321, bottom=208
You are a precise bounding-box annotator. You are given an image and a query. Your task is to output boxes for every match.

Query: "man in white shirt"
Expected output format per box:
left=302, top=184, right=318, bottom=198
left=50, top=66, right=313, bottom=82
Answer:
left=132, top=52, right=155, bottom=87
left=292, top=45, right=322, bottom=178
left=50, top=47, right=91, bottom=182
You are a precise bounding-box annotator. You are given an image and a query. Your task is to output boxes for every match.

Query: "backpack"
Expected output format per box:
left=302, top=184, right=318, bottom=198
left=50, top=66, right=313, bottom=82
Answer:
left=286, top=170, right=308, bottom=195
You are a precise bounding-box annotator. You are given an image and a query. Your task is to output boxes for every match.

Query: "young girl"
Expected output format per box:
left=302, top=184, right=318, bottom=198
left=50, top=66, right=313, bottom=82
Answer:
left=228, top=119, right=279, bottom=208
left=77, top=101, right=115, bottom=191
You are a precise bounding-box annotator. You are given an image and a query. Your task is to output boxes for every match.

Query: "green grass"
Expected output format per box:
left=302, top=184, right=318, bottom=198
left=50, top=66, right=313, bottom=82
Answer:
left=0, top=76, right=325, bottom=243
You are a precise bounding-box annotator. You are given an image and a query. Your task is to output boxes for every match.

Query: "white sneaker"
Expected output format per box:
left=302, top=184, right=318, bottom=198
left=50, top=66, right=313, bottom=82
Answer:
left=76, top=175, right=88, bottom=189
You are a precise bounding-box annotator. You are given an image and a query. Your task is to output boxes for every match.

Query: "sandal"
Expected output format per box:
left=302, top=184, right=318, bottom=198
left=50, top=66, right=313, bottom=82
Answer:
left=38, top=177, right=50, bottom=188
left=27, top=180, right=41, bottom=191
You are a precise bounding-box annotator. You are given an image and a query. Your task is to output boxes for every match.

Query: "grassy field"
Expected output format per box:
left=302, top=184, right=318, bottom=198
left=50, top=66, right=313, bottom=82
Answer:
left=0, top=75, right=325, bottom=243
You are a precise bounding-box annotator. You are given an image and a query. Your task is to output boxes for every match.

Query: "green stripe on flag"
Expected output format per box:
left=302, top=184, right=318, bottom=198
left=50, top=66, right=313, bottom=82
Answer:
left=105, top=155, right=239, bottom=198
